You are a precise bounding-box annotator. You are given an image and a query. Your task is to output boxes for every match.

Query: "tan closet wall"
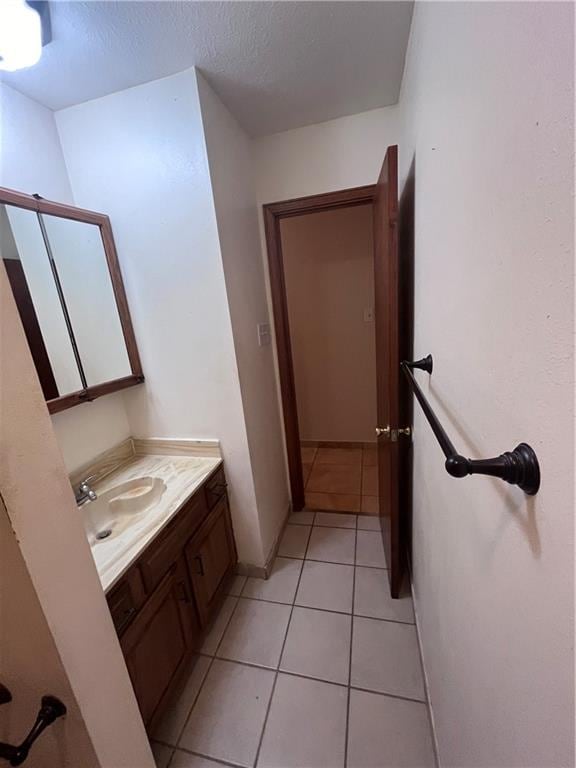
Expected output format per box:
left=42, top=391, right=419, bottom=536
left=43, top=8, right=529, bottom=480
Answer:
left=281, top=205, right=376, bottom=443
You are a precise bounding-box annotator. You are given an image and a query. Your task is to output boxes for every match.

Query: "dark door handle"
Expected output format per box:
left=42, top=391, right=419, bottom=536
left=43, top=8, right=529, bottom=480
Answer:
left=0, top=691, right=66, bottom=766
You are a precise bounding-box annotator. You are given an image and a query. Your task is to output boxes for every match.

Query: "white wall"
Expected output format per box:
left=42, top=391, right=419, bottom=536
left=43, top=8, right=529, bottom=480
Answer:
left=0, top=83, right=73, bottom=203
left=196, top=72, right=289, bottom=558
left=398, top=3, right=574, bottom=766
left=50, top=394, right=132, bottom=473
left=56, top=69, right=265, bottom=566
left=281, top=205, right=376, bottom=443
left=0, top=82, right=132, bottom=474
left=255, top=106, right=400, bottom=204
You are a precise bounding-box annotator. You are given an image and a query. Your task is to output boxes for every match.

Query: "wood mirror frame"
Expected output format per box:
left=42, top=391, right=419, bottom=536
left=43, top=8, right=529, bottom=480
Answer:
left=0, top=186, right=144, bottom=414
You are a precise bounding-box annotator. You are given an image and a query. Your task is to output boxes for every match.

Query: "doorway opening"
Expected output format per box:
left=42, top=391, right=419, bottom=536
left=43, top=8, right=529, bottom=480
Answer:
left=263, top=185, right=378, bottom=517
left=265, top=147, right=411, bottom=598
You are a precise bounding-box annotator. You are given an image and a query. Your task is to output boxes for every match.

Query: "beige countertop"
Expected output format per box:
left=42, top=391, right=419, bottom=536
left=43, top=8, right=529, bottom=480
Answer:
left=84, top=453, right=222, bottom=593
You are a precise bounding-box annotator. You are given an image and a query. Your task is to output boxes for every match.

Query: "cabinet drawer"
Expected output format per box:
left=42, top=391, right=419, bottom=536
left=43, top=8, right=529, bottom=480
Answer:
left=205, top=466, right=227, bottom=510
left=107, top=567, right=145, bottom=635
left=140, top=490, right=208, bottom=593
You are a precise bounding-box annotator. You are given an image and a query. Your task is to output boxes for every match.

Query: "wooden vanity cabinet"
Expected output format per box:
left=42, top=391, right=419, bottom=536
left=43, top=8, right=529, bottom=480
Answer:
left=107, top=566, right=147, bottom=635
left=140, top=488, right=208, bottom=594
left=186, top=495, right=237, bottom=626
left=106, top=464, right=236, bottom=731
left=120, top=557, right=198, bottom=726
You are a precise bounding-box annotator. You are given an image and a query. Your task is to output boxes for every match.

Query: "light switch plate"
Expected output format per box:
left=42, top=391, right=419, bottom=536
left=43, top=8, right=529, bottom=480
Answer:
left=257, top=323, right=271, bottom=347
left=363, top=307, right=374, bottom=322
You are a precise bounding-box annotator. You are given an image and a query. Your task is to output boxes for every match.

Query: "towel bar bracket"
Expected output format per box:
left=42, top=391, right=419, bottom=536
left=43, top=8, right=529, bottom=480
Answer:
left=402, top=357, right=540, bottom=495
left=404, top=354, right=433, bottom=375
left=445, top=443, right=540, bottom=495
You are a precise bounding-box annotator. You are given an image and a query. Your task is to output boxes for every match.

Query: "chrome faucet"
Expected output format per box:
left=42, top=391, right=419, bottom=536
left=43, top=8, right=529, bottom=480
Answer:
left=75, top=477, right=98, bottom=507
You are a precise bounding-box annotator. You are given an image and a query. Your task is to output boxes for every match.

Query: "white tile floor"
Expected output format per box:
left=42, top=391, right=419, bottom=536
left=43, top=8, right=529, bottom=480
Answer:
left=151, top=512, right=436, bottom=768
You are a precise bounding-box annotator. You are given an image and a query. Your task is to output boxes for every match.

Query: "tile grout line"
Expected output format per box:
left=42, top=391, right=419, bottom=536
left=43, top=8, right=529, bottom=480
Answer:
left=297, top=441, right=377, bottom=520
left=171, top=744, right=248, bottom=768
left=158, top=655, right=429, bottom=707
left=344, top=516, right=358, bottom=768
left=359, top=445, right=364, bottom=512
left=163, top=671, right=432, bottom=768
left=351, top=682, right=427, bottom=705
left=219, top=592, right=414, bottom=625
left=163, top=606, right=421, bottom=760
left=161, top=743, right=176, bottom=768
left=212, top=587, right=304, bottom=669
left=252, top=523, right=313, bottom=768
left=304, top=442, right=365, bottom=515
left=279, top=528, right=390, bottom=569
left=313, top=522, right=357, bottom=530
left=168, top=594, right=244, bottom=760
left=290, top=519, right=382, bottom=531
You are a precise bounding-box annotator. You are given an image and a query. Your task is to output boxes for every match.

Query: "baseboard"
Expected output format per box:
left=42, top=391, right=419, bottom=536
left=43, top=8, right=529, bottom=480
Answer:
left=409, top=568, right=441, bottom=767
left=235, top=562, right=268, bottom=579
left=301, top=440, right=371, bottom=449
left=237, top=501, right=292, bottom=580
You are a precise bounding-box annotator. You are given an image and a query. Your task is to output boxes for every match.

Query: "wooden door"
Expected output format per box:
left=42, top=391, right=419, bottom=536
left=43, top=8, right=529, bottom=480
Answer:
left=374, top=145, right=404, bottom=598
left=185, top=497, right=237, bottom=626
left=120, top=558, right=197, bottom=727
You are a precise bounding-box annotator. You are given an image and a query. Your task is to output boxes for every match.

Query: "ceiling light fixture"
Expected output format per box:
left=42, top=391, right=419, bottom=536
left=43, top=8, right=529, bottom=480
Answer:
left=0, top=0, right=51, bottom=72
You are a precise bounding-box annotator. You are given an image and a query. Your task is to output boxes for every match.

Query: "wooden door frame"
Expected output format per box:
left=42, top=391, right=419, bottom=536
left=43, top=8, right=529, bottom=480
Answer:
left=263, top=185, right=376, bottom=510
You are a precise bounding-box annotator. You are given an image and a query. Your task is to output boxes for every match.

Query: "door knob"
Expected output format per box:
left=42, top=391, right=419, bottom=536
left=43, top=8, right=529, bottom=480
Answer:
left=375, top=426, right=391, bottom=438
left=398, top=427, right=412, bottom=437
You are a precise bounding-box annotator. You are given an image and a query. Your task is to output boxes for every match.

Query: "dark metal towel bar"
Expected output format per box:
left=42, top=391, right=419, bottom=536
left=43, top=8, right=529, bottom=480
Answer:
left=401, top=356, right=540, bottom=495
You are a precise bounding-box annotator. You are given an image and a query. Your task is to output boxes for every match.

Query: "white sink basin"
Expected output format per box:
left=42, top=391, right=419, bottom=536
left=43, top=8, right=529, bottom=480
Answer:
left=83, top=476, right=167, bottom=549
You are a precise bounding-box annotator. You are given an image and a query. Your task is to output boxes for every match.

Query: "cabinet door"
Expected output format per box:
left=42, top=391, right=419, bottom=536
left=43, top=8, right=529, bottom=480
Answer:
left=120, top=557, right=198, bottom=727
left=186, top=497, right=237, bottom=626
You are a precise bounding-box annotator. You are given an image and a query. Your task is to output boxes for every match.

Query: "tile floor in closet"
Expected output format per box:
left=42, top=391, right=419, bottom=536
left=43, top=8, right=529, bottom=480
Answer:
left=302, top=444, right=379, bottom=515
left=151, top=512, right=436, bottom=768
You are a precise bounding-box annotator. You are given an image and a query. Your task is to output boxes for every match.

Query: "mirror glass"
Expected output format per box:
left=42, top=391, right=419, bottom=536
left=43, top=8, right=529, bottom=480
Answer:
left=0, top=204, right=83, bottom=398
left=40, top=215, right=132, bottom=387
left=0, top=201, right=138, bottom=404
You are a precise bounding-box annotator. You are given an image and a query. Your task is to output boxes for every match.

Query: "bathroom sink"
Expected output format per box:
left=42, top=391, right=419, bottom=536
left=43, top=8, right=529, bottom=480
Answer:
left=83, top=476, right=167, bottom=550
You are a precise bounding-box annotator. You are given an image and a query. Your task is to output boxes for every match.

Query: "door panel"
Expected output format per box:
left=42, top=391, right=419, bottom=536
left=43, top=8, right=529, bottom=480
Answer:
left=374, top=145, right=403, bottom=598
left=186, top=497, right=237, bottom=626
left=120, top=560, right=196, bottom=727
left=397, top=160, right=416, bottom=570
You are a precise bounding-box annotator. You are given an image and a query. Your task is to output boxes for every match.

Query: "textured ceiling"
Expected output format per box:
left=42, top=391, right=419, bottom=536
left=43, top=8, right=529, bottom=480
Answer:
left=1, top=1, right=413, bottom=136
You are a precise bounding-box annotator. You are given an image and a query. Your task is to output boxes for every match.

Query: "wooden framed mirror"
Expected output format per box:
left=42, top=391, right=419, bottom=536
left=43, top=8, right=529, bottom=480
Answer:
left=0, top=187, right=143, bottom=413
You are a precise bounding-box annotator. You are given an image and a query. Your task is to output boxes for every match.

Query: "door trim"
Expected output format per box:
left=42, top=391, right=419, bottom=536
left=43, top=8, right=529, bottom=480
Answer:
left=263, top=185, right=376, bottom=510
